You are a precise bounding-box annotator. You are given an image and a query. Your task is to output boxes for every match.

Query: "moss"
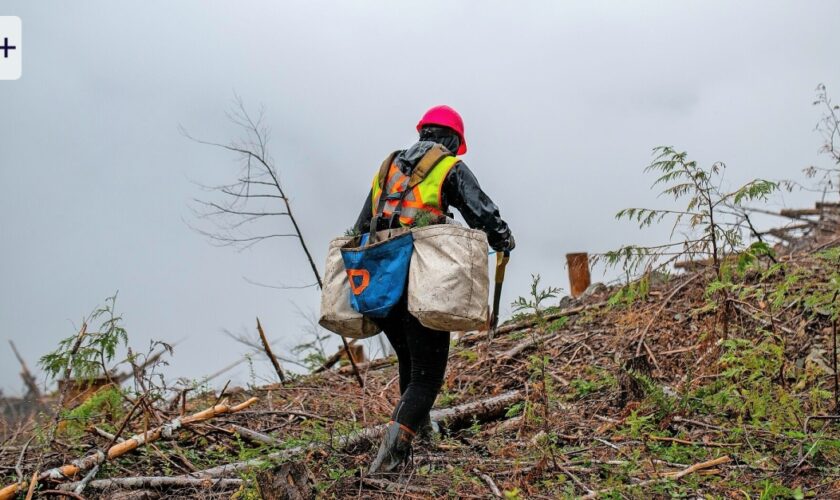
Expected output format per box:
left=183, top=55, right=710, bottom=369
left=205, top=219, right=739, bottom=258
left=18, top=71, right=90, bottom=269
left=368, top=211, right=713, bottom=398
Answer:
left=59, top=386, right=124, bottom=439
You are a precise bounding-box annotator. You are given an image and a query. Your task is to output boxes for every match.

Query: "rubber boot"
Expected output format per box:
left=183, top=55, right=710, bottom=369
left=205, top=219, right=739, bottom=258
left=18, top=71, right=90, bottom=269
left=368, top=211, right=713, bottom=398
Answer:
left=415, top=415, right=439, bottom=445
left=368, top=421, right=415, bottom=474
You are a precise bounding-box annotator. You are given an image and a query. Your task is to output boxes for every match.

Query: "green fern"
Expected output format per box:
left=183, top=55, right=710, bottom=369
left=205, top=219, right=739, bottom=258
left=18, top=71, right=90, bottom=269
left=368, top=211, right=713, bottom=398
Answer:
left=39, top=292, right=129, bottom=384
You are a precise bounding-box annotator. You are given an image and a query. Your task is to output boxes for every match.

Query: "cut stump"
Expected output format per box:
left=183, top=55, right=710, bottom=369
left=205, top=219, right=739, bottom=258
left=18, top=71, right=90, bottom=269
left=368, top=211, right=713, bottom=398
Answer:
left=255, top=463, right=315, bottom=500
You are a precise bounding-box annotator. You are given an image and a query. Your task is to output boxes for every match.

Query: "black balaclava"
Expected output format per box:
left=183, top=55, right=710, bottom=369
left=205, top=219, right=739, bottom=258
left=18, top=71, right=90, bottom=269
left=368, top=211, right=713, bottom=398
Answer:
left=419, top=125, right=461, bottom=156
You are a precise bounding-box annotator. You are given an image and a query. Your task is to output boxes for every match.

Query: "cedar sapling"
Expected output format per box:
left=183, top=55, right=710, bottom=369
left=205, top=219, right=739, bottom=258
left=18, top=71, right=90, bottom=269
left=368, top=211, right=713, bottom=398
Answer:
left=512, top=275, right=561, bottom=432
left=600, top=146, right=778, bottom=344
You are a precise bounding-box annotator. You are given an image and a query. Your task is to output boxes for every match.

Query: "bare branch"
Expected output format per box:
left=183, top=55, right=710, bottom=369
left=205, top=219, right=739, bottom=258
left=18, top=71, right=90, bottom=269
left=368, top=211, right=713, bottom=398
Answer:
left=242, top=277, right=319, bottom=290
left=192, top=199, right=288, bottom=218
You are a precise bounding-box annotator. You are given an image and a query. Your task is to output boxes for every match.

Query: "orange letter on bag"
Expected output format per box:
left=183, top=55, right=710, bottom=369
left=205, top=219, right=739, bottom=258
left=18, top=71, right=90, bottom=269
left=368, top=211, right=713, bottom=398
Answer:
left=347, top=269, right=370, bottom=295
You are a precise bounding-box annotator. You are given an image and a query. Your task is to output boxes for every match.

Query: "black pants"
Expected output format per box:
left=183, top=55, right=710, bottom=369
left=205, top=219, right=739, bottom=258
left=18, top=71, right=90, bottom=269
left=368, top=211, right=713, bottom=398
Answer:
left=375, top=298, right=450, bottom=433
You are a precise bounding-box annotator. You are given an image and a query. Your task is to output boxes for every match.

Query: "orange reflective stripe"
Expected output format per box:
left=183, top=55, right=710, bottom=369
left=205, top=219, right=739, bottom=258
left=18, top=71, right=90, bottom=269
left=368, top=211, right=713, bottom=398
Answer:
left=402, top=199, right=442, bottom=213
left=383, top=164, right=399, bottom=188
left=346, top=269, right=370, bottom=295
left=390, top=174, right=407, bottom=194
left=401, top=187, right=423, bottom=209
left=383, top=199, right=399, bottom=213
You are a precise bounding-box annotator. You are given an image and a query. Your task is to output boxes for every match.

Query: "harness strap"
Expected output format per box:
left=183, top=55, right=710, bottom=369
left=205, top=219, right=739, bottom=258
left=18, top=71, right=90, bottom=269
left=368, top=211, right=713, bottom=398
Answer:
left=377, top=151, right=399, bottom=191
left=407, top=144, right=451, bottom=189
left=371, top=151, right=405, bottom=238
left=371, top=144, right=454, bottom=233
left=377, top=144, right=452, bottom=191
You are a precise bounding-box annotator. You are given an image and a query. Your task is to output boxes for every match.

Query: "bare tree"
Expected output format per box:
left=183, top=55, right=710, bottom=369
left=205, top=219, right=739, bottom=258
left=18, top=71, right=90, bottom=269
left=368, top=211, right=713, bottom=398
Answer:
left=815, top=83, right=840, bottom=167
left=802, top=84, right=840, bottom=197
left=183, top=96, right=363, bottom=387
left=182, top=96, right=319, bottom=279
left=782, top=84, right=840, bottom=196
left=8, top=341, right=40, bottom=401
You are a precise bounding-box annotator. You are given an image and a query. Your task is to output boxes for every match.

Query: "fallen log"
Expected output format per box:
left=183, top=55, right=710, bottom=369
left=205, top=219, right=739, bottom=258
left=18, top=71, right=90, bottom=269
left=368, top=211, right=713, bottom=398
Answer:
left=815, top=201, right=840, bottom=209
left=428, top=389, right=523, bottom=429
left=496, top=301, right=608, bottom=336
left=780, top=208, right=822, bottom=217
left=744, top=205, right=819, bottom=222
left=59, top=477, right=242, bottom=492
left=337, top=356, right=396, bottom=375
left=497, top=332, right=557, bottom=360
left=462, top=301, right=609, bottom=343
left=314, top=339, right=359, bottom=373
left=182, top=390, right=524, bottom=479
left=229, top=424, right=281, bottom=447
left=0, top=397, right=259, bottom=500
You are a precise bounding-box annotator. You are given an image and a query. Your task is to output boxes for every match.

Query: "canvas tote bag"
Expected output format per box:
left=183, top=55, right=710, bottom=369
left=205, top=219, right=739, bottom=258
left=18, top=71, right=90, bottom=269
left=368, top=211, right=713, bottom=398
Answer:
left=318, top=236, right=381, bottom=339
left=407, top=225, right=489, bottom=331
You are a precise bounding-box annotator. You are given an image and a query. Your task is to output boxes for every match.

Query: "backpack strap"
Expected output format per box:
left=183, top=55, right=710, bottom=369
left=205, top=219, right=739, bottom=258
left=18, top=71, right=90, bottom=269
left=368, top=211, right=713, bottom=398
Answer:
left=407, top=144, right=452, bottom=188
left=370, top=144, right=453, bottom=235
left=377, top=151, right=400, bottom=190
left=370, top=151, right=401, bottom=238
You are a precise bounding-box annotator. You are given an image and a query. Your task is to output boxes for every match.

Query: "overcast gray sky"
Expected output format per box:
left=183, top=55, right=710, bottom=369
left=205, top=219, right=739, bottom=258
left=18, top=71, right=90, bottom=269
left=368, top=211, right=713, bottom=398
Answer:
left=2, top=1, right=839, bottom=395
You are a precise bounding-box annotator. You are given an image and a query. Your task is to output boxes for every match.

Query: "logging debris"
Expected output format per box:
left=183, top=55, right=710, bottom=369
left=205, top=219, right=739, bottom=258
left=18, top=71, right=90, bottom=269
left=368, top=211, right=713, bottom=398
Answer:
left=2, top=214, right=840, bottom=497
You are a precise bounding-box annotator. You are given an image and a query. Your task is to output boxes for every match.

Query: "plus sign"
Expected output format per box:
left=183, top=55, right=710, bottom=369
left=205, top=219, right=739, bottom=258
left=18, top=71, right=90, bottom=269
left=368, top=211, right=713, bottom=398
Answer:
left=1, top=37, right=16, bottom=58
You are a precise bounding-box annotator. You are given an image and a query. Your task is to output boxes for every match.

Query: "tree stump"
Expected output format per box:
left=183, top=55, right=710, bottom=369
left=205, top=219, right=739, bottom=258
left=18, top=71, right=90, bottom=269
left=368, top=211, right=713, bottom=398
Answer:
left=566, top=253, right=592, bottom=298
left=255, top=463, right=315, bottom=500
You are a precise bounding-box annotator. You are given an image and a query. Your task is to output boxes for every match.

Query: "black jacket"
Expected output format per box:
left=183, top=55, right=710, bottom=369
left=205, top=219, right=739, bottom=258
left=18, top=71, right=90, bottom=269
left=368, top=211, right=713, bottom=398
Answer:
left=353, top=141, right=513, bottom=251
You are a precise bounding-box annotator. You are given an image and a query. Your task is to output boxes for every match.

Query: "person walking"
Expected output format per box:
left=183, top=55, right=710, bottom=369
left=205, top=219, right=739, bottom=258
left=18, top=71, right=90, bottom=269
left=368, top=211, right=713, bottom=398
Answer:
left=354, top=105, right=515, bottom=474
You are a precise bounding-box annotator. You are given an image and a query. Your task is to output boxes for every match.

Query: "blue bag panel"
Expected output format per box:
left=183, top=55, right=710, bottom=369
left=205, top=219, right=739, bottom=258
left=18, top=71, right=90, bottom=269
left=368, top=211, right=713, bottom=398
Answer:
left=340, top=231, right=414, bottom=318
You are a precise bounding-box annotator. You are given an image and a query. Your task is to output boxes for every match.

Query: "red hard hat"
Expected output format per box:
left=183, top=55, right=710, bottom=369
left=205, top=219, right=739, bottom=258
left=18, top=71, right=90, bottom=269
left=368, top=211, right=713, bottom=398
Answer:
left=416, top=105, right=467, bottom=155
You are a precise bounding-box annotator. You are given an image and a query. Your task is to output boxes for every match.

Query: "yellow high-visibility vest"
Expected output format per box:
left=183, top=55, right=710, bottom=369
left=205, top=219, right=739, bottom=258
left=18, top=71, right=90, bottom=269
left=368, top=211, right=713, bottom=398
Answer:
left=370, top=145, right=459, bottom=227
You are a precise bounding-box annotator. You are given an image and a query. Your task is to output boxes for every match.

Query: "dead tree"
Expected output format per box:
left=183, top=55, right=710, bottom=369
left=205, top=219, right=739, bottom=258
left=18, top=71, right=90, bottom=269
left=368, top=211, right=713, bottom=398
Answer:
left=256, top=318, right=285, bottom=383
left=8, top=341, right=39, bottom=401
left=184, top=96, right=362, bottom=387
left=781, top=85, right=840, bottom=196
left=813, top=84, right=840, bottom=169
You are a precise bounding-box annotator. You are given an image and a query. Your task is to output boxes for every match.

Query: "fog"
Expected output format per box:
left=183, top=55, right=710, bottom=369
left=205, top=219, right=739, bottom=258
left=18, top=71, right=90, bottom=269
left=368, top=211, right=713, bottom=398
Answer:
left=2, top=1, right=839, bottom=394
